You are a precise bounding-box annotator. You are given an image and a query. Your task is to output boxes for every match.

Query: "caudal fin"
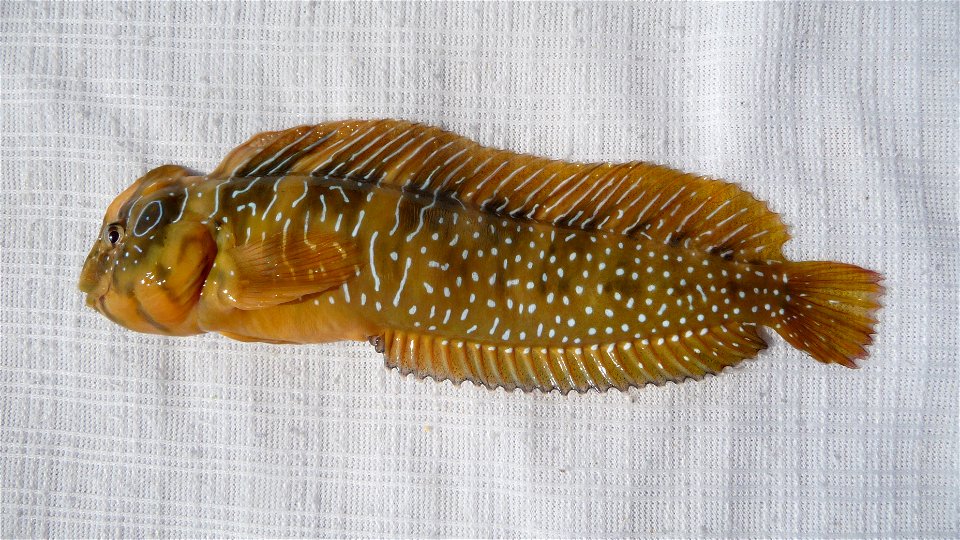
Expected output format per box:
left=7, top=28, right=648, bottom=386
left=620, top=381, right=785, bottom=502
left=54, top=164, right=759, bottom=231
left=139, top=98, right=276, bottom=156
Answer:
left=774, top=261, right=883, bottom=367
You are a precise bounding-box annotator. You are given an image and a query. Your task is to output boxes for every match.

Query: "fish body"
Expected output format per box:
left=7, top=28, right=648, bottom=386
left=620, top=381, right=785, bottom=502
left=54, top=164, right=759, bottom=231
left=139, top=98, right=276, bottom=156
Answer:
left=80, top=120, right=882, bottom=392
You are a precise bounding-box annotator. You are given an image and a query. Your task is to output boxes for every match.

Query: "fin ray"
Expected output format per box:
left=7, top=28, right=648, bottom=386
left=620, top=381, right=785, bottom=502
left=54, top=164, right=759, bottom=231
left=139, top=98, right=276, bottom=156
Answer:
left=212, top=120, right=790, bottom=263
left=218, top=230, right=361, bottom=310
left=380, top=322, right=767, bottom=393
left=775, top=261, right=883, bottom=367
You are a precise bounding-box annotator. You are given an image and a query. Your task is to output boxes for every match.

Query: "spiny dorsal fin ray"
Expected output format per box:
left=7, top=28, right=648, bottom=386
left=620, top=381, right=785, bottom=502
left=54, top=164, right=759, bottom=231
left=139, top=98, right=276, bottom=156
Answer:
left=211, top=120, right=790, bottom=263
left=379, top=323, right=766, bottom=394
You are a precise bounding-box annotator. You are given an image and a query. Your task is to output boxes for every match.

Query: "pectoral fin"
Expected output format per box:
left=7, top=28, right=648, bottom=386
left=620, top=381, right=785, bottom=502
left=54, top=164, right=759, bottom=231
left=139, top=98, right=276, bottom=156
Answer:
left=216, top=231, right=361, bottom=310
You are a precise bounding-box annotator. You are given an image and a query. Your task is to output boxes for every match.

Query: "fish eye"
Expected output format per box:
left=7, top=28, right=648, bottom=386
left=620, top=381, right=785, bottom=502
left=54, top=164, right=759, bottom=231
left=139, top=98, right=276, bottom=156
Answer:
left=104, top=224, right=124, bottom=246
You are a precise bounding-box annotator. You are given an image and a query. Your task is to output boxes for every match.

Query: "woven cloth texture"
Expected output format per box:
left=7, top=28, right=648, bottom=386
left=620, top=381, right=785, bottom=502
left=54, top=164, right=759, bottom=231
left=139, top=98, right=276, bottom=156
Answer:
left=2, top=2, right=957, bottom=537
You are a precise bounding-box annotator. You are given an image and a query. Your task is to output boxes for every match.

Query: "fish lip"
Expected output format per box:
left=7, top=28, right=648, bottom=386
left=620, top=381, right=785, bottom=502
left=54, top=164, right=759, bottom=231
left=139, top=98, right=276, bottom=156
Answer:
left=77, top=272, right=97, bottom=294
left=82, top=275, right=112, bottom=311
left=78, top=252, right=106, bottom=294
left=84, top=289, right=107, bottom=311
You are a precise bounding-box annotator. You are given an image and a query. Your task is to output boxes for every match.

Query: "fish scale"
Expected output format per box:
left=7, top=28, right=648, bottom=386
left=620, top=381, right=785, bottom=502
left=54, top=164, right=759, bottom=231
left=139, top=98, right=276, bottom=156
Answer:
left=79, top=120, right=883, bottom=392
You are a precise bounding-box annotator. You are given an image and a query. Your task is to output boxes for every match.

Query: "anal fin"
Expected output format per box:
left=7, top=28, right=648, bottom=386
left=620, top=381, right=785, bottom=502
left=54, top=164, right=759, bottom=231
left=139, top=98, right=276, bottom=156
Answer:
left=379, top=323, right=767, bottom=393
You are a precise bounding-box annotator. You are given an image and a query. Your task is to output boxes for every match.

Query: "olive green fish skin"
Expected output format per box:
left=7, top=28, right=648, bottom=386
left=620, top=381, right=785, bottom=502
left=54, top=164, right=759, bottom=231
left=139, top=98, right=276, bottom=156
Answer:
left=79, top=120, right=882, bottom=392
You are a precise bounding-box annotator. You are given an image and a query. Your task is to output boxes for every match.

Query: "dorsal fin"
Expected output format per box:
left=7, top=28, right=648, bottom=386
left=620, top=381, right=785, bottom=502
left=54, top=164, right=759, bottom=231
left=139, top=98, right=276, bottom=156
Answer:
left=378, top=322, right=767, bottom=393
left=211, top=120, right=790, bottom=263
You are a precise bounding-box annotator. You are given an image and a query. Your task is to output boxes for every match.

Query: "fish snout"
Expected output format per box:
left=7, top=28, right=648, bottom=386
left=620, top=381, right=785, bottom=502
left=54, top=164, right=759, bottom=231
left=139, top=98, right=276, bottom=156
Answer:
left=77, top=256, right=98, bottom=294
left=78, top=249, right=113, bottom=308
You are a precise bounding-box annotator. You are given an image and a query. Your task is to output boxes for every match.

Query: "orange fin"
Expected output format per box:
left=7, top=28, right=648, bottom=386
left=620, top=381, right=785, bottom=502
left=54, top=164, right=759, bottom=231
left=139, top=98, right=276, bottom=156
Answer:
left=211, top=120, right=790, bottom=263
left=218, top=231, right=361, bottom=310
left=376, top=323, right=766, bottom=393
left=774, top=261, right=883, bottom=367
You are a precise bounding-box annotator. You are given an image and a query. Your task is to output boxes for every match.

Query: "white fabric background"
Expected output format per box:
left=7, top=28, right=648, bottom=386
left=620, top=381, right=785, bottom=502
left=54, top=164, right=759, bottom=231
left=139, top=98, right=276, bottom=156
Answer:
left=2, top=2, right=957, bottom=537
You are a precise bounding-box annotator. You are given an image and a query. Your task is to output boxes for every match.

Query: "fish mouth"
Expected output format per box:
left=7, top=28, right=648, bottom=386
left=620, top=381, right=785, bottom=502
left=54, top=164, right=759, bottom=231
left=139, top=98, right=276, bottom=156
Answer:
left=78, top=273, right=97, bottom=294
left=88, top=290, right=124, bottom=328
left=78, top=254, right=105, bottom=295
left=80, top=270, right=112, bottom=313
left=84, top=289, right=108, bottom=315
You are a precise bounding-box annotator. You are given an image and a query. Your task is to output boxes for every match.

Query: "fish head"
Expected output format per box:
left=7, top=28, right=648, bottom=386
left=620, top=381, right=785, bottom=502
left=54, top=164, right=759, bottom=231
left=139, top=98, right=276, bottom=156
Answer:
left=79, top=165, right=216, bottom=336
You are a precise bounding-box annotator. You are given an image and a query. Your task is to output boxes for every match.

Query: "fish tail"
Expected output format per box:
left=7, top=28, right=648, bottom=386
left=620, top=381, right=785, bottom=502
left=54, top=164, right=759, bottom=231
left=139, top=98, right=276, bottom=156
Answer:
left=774, top=261, right=883, bottom=367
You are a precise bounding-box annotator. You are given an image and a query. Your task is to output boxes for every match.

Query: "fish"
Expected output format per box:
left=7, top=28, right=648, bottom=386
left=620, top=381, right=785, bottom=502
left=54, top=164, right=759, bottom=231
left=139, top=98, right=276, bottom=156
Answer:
left=78, top=119, right=883, bottom=393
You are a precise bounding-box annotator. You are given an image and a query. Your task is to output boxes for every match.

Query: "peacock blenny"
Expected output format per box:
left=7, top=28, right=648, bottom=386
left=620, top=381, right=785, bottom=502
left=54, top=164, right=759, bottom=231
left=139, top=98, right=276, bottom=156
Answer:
left=79, top=119, right=883, bottom=393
